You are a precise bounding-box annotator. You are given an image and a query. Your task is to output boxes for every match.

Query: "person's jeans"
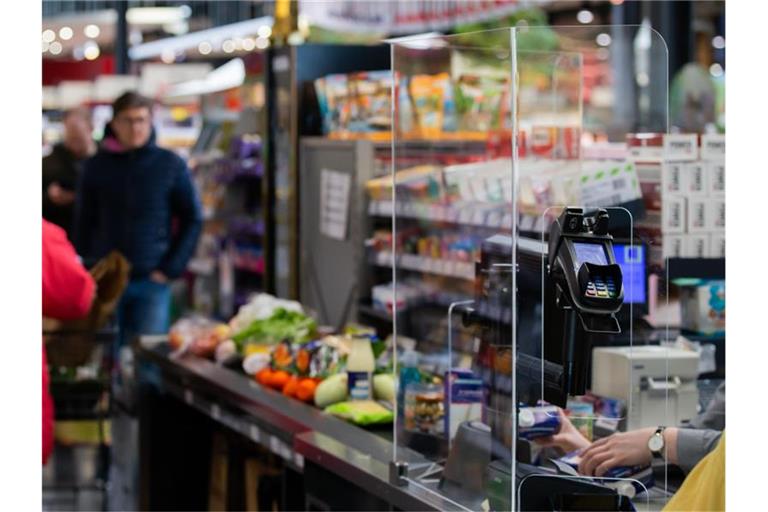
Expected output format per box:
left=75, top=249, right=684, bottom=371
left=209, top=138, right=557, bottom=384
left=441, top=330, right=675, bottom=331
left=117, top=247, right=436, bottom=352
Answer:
left=114, top=279, right=171, bottom=403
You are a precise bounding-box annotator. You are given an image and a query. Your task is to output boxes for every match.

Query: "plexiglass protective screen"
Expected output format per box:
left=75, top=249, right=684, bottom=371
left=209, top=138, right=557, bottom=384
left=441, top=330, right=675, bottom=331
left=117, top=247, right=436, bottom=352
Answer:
left=388, top=25, right=703, bottom=512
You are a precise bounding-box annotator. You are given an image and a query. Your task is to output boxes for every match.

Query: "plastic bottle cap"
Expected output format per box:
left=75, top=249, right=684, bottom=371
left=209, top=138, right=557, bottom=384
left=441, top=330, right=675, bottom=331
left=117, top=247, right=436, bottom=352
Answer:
left=518, top=408, right=535, bottom=428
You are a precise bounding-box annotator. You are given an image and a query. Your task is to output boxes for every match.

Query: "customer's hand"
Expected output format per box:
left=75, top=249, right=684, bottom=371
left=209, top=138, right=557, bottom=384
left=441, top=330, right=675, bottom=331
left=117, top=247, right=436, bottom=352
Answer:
left=578, top=427, right=656, bottom=477
left=48, top=182, right=75, bottom=206
left=533, top=408, right=591, bottom=453
left=150, top=271, right=168, bottom=284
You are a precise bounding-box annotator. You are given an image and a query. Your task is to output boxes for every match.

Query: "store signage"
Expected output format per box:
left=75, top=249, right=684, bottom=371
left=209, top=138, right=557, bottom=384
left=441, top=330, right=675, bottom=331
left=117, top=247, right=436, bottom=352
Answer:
left=300, top=0, right=533, bottom=35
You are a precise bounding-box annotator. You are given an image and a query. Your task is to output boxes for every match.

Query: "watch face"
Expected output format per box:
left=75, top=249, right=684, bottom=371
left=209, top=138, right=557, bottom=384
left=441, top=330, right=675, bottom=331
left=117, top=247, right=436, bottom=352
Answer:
left=648, top=434, right=664, bottom=452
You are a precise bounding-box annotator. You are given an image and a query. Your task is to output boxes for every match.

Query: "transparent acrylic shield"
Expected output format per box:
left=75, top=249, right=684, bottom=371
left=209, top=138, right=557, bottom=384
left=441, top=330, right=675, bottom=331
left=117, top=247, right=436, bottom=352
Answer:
left=517, top=25, right=672, bottom=512
left=388, top=25, right=684, bottom=512
left=389, top=29, right=516, bottom=511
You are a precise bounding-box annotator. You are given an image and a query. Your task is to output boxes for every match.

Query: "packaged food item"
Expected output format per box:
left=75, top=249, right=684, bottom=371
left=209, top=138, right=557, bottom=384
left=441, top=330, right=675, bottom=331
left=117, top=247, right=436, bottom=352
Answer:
left=444, top=369, right=483, bottom=441
left=410, top=73, right=449, bottom=138
left=517, top=405, right=562, bottom=440
left=566, top=400, right=594, bottom=441
left=405, top=383, right=444, bottom=434
left=347, top=335, right=375, bottom=400
left=555, top=451, right=654, bottom=498
left=324, top=400, right=394, bottom=425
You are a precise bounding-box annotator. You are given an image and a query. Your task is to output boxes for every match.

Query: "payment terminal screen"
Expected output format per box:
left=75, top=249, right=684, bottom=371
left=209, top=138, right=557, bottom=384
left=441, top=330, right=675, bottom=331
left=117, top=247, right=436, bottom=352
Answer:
left=611, top=244, right=646, bottom=304
left=572, top=242, right=608, bottom=271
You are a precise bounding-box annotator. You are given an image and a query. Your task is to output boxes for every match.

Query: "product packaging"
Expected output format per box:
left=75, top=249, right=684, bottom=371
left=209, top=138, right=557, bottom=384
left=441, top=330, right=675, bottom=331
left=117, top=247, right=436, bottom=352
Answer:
left=686, top=197, right=709, bottom=233
left=444, top=369, right=483, bottom=441
left=706, top=161, right=726, bottom=196
left=554, top=451, right=654, bottom=498
left=663, top=235, right=685, bottom=259
left=683, top=234, right=710, bottom=258
left=710, top=233, right=726, bottom=258
left=566, top=400, right=594, bottom=441
left=679, top=280, right=726, bottom=335
left=517, top=405, right=561, bottom=440
left=626, top=133, right=664, bottom=162
left=684, top=162, right=708, bottom=196
left=700, top=134, right=725, bottom=161
left=661, top=161, right=685, bottom=195
left=663, top=133, right=699, bottom=161
left=661, top=197, right=686, bottom=234
left=707, top=198, right=726, bottom=231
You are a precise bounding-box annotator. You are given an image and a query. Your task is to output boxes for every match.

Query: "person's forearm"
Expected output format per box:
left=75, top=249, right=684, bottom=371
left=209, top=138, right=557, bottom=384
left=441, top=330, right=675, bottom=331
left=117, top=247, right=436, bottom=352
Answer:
left=663, top=427, right=679, bottom=465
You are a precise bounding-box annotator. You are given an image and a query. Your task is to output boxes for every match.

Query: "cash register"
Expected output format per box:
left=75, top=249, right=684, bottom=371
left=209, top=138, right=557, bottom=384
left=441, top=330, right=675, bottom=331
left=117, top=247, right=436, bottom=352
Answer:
left=440, top=207, right=637, bottom=511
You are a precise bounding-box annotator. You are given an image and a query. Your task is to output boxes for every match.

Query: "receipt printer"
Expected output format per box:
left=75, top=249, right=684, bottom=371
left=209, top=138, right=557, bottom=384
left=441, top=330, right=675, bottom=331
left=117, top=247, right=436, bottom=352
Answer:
left=591, top=346, right=700, bottom=430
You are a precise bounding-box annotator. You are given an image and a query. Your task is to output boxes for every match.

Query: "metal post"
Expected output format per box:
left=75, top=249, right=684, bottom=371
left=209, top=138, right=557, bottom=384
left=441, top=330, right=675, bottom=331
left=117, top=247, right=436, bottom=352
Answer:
left=115, top=1, right=129, bottom=74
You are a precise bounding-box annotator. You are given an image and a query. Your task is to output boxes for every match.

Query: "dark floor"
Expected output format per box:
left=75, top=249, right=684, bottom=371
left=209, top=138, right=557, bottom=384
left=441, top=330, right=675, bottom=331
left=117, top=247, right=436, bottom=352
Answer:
left=43, top=444, right=107, bottom=512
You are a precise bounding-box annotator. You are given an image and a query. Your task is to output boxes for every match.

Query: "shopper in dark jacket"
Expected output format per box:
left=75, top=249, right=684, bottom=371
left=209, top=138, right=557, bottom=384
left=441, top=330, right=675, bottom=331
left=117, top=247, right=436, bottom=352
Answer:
left=43, top=107, right=95, bottom=238
left=74, top=92, right=202, bottom=346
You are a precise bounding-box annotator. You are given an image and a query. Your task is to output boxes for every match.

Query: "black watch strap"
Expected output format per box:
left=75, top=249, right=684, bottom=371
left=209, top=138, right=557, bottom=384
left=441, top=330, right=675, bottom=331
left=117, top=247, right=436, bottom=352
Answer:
left=651, top=426, right=666, bottom=459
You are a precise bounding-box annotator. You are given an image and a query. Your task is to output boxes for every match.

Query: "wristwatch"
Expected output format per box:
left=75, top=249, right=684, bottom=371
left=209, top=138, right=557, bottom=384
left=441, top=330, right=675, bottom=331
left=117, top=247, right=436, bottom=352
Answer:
left=647, top=426, right=667, bottom=460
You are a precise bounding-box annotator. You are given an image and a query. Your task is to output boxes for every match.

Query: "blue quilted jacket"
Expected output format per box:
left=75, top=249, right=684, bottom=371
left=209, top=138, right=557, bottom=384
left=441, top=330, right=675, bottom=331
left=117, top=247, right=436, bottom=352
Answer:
left=74, top=126, right=202, bottom=279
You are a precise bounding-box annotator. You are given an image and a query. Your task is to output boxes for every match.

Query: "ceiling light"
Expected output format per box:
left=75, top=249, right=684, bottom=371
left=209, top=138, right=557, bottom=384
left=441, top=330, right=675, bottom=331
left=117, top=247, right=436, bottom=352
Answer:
left=257, top=25, right=272, bottom=39
left=127, top=6, right=191, bottom=25
left=577, top=10, right=594, bottom=24
left=242, top=38, right=256, bottom=51
left=42, top=29, right=56, bottom=43
left=49, top=41, right=63, bottom=55
left=709, top=63, right=724, bottom=77
left=222, top=39, right=235, bottom=53
left=84, top=41, right=100, bottom=60
left=596, top=33, right=612, bottom=47
left=712, top=36, right=725, bottom=50
left=198, top=41, right=212, bottom=55
left=59, top=26, right=73, bottom=40
left=42, top=41, right=49, bottom=53
left=84, top=24, right=100, bottom=38
left=255, top=37, right=270, bottom=50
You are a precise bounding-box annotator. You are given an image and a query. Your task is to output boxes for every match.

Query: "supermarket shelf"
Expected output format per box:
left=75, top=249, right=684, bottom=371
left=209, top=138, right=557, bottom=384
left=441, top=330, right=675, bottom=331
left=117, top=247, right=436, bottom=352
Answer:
left=369, top=200, right=513, bottom=229
left=370, top=251, right=474, bottom=281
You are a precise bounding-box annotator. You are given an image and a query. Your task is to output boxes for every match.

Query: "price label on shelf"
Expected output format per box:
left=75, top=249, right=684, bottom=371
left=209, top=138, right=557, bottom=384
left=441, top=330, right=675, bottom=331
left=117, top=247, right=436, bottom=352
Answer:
left=487, top=211, right=502, bottom=228
left=472, top=209, right=487, bottom=226
left=269, top=436, right=280, bottom=455
left=249, top=425, right=261, bottom=443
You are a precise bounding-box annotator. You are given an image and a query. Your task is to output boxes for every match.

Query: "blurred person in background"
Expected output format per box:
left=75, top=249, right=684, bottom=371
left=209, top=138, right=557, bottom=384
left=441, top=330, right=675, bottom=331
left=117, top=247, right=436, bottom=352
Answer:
left=42, top=107, right=96, bottom=239
left=42, top=219, right=96, bottom=464
left=74, top=91, right=202, bottom=353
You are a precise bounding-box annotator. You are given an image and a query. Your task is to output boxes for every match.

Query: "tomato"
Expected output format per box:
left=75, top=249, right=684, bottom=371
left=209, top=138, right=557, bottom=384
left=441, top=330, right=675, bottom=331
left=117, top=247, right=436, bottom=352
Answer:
left=269, top=370, right=291, bottom=390
left=283, top=375, right=300, bottom=397
left=255, top=368, right=273, bottom=387
left=295, top=378, right=318, bottom=402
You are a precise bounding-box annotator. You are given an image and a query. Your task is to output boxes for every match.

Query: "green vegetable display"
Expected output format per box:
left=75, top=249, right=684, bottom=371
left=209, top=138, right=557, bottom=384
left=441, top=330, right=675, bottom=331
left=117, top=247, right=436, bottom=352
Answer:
left=232, top=308, right=316, bottom=347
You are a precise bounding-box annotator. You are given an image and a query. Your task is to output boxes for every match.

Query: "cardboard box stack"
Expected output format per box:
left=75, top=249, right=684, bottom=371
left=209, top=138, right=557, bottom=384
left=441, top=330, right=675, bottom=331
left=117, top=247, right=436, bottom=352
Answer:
left=630, top=133, right=725, bottom=266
